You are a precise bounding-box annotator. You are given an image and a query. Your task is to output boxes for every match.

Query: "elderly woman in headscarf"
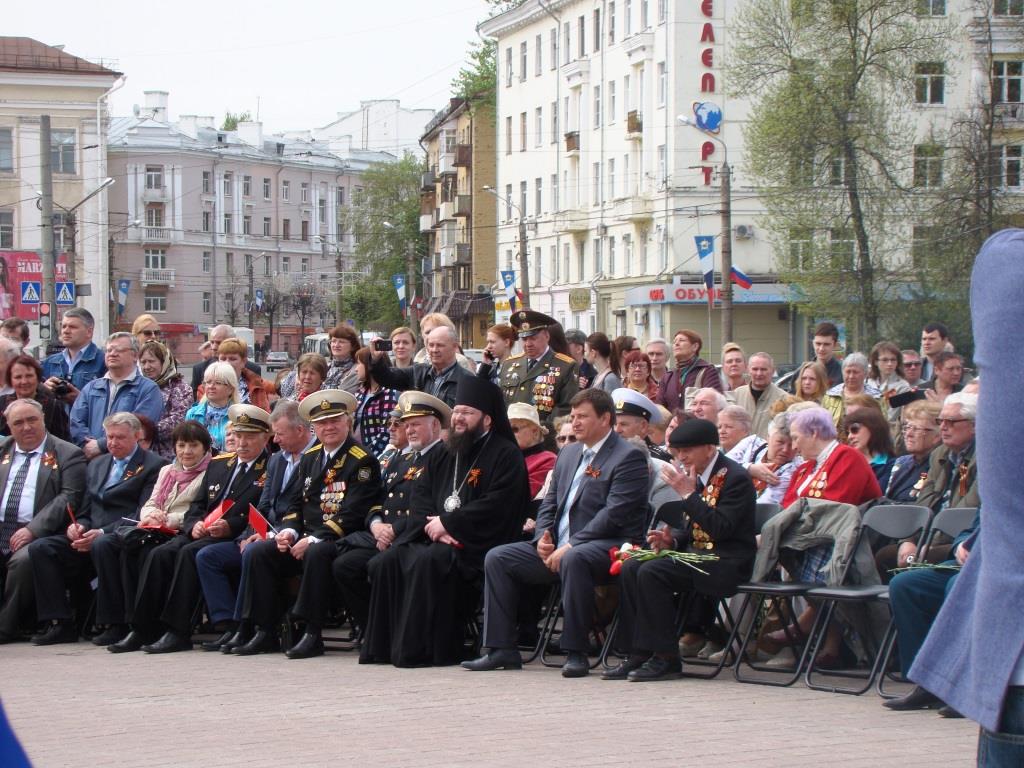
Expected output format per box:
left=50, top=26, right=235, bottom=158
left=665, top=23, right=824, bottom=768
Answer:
left=137, top=340, right=194, bottom=461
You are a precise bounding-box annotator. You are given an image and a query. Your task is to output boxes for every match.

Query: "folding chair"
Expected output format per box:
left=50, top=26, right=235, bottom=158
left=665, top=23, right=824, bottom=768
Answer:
left=802, top=504, right=933, bottom=694
left=875, top=506, right=976, bottom=698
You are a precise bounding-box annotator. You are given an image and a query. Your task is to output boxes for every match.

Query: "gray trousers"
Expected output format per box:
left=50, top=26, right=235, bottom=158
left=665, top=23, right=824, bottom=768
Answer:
left=0, top=547, right=33, bottom=635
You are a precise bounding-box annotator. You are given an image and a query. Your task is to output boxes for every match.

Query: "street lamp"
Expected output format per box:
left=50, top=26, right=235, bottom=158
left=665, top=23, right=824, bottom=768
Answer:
left=382, top=221, right=419, bottom=336
left=678, top=115, right=733, bottom=343
left=481, top=185, right=530, bottom=310
left=35, top=176, right=116, bottom=292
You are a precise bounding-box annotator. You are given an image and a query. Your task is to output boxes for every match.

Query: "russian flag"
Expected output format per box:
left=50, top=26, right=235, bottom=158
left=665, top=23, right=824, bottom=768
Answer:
left=730, top=264, right=752, bottom=289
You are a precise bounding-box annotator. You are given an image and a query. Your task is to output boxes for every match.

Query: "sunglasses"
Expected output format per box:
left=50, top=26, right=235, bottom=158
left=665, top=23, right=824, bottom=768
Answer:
left=904, top=361, right=922, bottom=367
left=140, top=329, right=162, bottom=337
left=847, top=423, right=863, bottom=435
left=556, top=434, right=577, bottom=444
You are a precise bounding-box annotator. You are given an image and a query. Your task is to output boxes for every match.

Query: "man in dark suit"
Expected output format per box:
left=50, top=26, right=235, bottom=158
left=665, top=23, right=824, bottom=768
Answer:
left=602, top=418, right=757, bottom=681
left=107, top=404, right=271, bottom=654
left=463, top=388, right=650, bottom=678
left=27, top=412, right=165, bottom=644
left=232, top=390, right=381, bottom=659
left=369, top=325, right=474, bottom=409
left=195, top=399, right=314, bottom=652
left=0, top=399, right=87, bottom=642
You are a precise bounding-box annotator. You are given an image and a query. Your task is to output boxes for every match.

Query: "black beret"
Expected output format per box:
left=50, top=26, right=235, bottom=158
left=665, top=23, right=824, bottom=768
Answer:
left=668, top=418, right=719, bottom=448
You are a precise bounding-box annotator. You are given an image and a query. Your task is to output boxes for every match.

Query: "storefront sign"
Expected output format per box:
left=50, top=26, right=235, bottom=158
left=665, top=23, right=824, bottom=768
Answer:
left=624, top=282, right=790, bottom=306
left=568, top=288, right=592, bottom=312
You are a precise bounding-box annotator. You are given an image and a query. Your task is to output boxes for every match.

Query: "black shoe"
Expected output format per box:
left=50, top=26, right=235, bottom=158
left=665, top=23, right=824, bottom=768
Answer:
left=201, top=630, right=235, bottom=652
left=220, top=629, right=251, bottom=654
left=285, top=632, right=325, bottom=660
left=601, top=655, right=648, bottom=680
left=108, top=630, right=150, bottom=654
left=92, top=625, right=128, bottom=646
left=31, top=620, right=79, bottom=646
left=628, top=655, right=683, bottom=682
left=461, top=648, right=523, bottom=671
left=561, top=651, right=590, bottom=678
left=232, top=629, right=280, bottom=656
left=883, top=685, right=942, bottom=711
left=142, top=631, right=193, bottom=654
left=938, top=705, right=964, bottom=719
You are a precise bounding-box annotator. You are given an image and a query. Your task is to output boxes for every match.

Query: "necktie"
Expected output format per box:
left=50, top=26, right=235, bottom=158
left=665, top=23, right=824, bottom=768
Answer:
left=227, top=462, right=248, bottom=498
left=281, top=455, right=298, bottom=490
left=106, top=457, right=128, bottom=489
left=557, top=448, right=594, bottom=545
left=527, top=358, right=537, bottom=372
left=1, top=451, right=36, bottom=555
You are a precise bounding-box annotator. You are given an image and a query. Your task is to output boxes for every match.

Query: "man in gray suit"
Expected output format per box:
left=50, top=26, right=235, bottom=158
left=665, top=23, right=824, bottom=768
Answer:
left=0, top=399, right=86, bottom=641
left=463, top=388, right=650, bottom=677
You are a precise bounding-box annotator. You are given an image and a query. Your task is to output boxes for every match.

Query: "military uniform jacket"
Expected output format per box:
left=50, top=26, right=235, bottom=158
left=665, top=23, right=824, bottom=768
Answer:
left=283, top=437, right=382, bottom=541
left=370, top=448, right=433, bottom=538
left=498, top=347, right=578, bottom=426
left=183, top=449, right=270, bottom=539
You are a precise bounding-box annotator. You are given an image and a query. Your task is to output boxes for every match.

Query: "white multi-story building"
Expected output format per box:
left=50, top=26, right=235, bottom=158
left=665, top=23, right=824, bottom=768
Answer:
left=480, top=0, right=1024, bottom=362
left=312, top=99, right=436, bottom=157
left=107, top=90, right=397, bottom=360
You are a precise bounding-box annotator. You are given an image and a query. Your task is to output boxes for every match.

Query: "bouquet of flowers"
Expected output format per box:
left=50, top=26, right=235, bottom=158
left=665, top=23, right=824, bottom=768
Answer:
left=608, top=542, right=719, bottom=576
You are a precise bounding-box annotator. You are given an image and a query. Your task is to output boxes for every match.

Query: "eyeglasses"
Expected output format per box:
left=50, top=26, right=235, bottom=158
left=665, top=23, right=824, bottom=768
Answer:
left=847, top=423, right=862, bottom=435
left=938, top=418, right=970, bottom=426
left=903, top=361, right=922, bottom=367
left=627, top=363, right=649, bottom=370
left=139, top=329, right=162, bottom=338
left=902, top=423, right=938, bottom=434
left=556, top=434, right=577, bottom=444
left=877, top=357, right=897, bottom=364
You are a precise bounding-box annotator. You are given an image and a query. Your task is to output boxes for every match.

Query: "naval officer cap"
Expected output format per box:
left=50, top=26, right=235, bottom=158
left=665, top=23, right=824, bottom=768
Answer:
left=612, top=387, right=662, bottom=425
left=398, top=390, right=451, bottom=427
left=298, top=389, right=358, bottom=423
left=668, top=418, right=720, bottom=448
left=227, top=403, right=272, bottom=433
left=511, top=309, right=558, bottom=338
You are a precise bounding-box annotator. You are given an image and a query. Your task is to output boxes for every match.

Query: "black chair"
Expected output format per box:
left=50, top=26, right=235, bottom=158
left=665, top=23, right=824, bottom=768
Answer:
left=802, top=504, right=933, bottom=695
left=875, top=506, right=976, bottom=698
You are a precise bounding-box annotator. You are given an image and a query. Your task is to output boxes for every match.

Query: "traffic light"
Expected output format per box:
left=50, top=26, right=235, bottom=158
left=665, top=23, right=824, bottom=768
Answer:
left=39, top=302, right=52, bottom=340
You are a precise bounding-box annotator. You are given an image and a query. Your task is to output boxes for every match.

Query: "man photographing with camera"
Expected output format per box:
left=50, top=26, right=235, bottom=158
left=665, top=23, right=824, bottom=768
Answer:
left=41, top=308, right=107, bottom=409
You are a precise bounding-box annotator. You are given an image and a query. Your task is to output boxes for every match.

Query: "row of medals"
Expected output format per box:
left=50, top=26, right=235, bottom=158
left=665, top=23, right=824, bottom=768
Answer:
left=320, top=481, right=345, bottom=520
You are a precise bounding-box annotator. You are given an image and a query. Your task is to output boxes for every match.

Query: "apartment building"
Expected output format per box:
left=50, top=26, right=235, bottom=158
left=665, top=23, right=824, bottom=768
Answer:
left=419, top=97, right=497, bottom=347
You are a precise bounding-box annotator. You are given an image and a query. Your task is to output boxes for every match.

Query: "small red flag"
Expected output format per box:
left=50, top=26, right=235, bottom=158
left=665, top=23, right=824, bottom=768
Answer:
left=203, top=499, right=234, bottom=528
left=247, top=505, right=269, bottom=539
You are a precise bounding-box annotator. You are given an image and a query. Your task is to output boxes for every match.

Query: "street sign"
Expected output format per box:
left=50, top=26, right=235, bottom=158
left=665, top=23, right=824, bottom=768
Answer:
left=55, top=282, right=76, bottom=305
left=20, top=281, right=40, bottom=305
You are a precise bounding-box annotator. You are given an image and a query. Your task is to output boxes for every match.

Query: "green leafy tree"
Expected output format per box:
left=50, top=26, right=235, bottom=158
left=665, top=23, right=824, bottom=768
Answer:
left=221, top=110, right=252, bottom=131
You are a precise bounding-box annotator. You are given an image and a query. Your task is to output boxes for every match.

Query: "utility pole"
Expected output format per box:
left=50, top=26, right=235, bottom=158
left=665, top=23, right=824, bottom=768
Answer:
left=518, top=216, right=530, bottom=310
left=406, top=242, right=419, bottom=337
left=720, top=161, right=733, bottom=343
left=39, top=115, right=57, bottom=345
left=334, top=248, right=344, bottom=324
left=248, top=263, right=255, bottom=331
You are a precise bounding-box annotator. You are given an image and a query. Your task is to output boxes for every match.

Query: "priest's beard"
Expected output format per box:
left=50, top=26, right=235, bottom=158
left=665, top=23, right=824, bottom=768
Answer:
left=447, top=420, right=485, bottom=456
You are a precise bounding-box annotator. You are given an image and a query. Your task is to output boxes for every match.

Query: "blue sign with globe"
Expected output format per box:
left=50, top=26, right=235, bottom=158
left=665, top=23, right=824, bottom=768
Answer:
left=693, top=101, right=723, bottom=134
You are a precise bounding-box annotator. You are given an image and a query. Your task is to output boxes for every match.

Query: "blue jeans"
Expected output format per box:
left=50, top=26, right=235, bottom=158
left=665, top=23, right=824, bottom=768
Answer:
left=978, top=687, right=1024, bottom=767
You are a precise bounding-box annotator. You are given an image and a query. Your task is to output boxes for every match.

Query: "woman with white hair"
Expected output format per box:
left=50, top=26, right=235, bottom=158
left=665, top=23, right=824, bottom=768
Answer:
left=820, top=352, right=883, bottom=431
left=184, top=361, right=239, bottom=452
left=746, top=412, right=798, bottom=506
left=718, top=405, right=766, bottom=465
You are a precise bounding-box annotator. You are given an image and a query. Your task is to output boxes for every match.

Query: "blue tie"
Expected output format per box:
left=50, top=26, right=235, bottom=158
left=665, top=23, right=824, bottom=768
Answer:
left=106, top=457, right=128, bottom=489
left=557, top=448, right=594, bottom=545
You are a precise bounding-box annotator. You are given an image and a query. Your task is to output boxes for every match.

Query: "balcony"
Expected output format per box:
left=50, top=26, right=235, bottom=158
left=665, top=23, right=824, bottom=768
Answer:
left=439, top=245, right=455, bottom=267
left=454, top=194, right=471, bottom=217
left=553, top=208, right=589, bottom=234
left=439, top=225, right=460, bottom=249
left=456, top=243, right=471, bottom=264
left=564, top=131, right=580, bottom=155
left=419, top=213, right=434, bottom=232
left=995, top=102, right=1024, bottom=126
left=143, top=226, right=172, bottom=243
left=142, top=185, right=169, bottom=202
left=439, top=200, right=457, bottom=222
left=454, top=144, right=472, bottom=167
left=614, top=195, right=654, bottom=223
left=438, top=151, right=457, bottom=176
left=140, top=267, right=176, bottom=287
left=421, top=169, right=436, bottom=191
left=623, top=31, right=655, bottom=63
left=561, top=58, right=590, bottom=88
left=627, top=110, right=643, bottom=138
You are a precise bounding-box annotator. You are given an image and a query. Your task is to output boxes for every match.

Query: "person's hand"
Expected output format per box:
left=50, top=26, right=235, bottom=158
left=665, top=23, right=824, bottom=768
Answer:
left=897, top=541, right=918, bottom=568
left=661, top=462, right=696, bottom=498
left=140, top=510, right=168, bottom=528
left=9, top=528, right=34, bottom=552
left=239, top=533, right=260, bottom=553
left=536, top=529, right=555, bottom=559
left=290, top=536, right=313, bottom=560
left=646, top=526, right=675, bottom=553
left=522, top=518, right=536, bottom=533
left=275, top=529, right=297, bottom=552
left=191, top=521, right=207, bottom=539
left=370, top=521, right=394, bottom=550
left=543, top=543, right=571, bottom=573
left=66, top=523, right=85, bottom=542
left=924, top=389, right=941, bottom=403
left=83, top=439, right=102, bottom=460
left=438, top=532, right=462, bottom=548
left=425, top=515, right=447, bottom=542
left=747, top=463, right=780, bottom=486
left=43, top=376, right=60, bottom=393
left=207, top=519, right=231, bottom=539
left=70, top=529, right=102, bottom=552
left=955, top=542, right=970, bottom=565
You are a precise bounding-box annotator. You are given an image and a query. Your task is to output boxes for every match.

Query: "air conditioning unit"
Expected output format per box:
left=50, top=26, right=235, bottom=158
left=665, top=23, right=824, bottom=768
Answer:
left=633, top=309, right=649, bottom=325
left=734, top=224, right=755, bottom=240
left=475, top=283, right=490, bottom=295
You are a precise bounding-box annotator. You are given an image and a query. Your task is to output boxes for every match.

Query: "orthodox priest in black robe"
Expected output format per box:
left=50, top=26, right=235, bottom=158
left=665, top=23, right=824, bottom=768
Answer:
left=360, top=376, right=529, bottom=667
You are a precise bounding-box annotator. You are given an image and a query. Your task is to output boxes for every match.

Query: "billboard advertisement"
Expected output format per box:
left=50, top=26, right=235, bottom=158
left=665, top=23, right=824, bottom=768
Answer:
left=0, top=251, right=69, bottom=320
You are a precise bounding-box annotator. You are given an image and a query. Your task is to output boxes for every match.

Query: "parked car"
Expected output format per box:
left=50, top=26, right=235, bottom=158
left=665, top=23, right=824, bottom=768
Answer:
left=265, top=351, right=293, bottom=371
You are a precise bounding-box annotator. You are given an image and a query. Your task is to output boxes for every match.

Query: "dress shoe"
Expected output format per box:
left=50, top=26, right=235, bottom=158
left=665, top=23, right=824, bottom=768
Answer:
left=883, top=685, right=942, bottom=711
left=220, top=629, right=251, bottom=654
left=286, top=632, right=325, bottom=660
left=108, top=630, right=150, bottom=654
left=232, top=629, right=280, bottom=656
left=759, top=625, right=804, bottom=656
left=142, top=631, right=193, bottom=654
left=461, top=648, right=523, bottom=671
left=561, top=651, right=590, bottom=678
left=92, top=625, right=128, bottom=646
left=31, top=620, right=79, bottom=646
left=628, top=655, right=683, bottom=682
left=601, top=655, right=648, bottom=680
left=938, top=705, right=964, bottom=719
left=201, top=630, right=235, bottom=652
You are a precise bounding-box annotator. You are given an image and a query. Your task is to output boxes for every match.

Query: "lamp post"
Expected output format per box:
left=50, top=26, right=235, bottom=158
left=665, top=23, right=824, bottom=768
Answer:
left=383, top=221, right=419, bottom=337
left=678, top=115, right=733, bottom=343
left=481, top=185, right=530, bottom=310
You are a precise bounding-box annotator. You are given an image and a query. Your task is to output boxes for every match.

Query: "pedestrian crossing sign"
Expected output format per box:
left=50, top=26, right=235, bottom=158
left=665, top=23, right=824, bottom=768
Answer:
left=20, top=281, right=40, bottom=304
left=55, top=282, right=76, bottom=305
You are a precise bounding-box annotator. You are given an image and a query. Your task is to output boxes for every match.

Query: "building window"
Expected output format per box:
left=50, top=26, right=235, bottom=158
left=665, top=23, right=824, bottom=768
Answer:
left=225, top=252, right=234, bottom=274
left=658, top=0, right=667, bottom=22
left=911, top=225, right=937, bottom=268
left=144, top=249, right=166, bottom=270
left=625, top=0, right=633, bottom=35
left=202, top=211, right=211, bottom=233
left=829, top=229, right=855, bottom=269
left=623, top=153, right=631, bottom=195
left=520, top=41, right=528, bottom=81
left=623, top=75, right=631, bottom=119
left=608, top=2, right=616, bottom=43
left=301, top=220, right=310, bottom=241
left=592, top=161, right=602, bottom=205
left=550, top=28, right=558, bottom=70
left=318, top=197, right=326, bottom=224
left=994, top=60, right=1023, bottom=103
left=917, top=0, right=946, bottom=14
left=242, top=175, right=252, bottom=196
left=282, top=219, right=291, bottom=239
left=202, top=292, right=211, bottom=314
left=915, top=62, right=945, bottom=104
left=263, top=177, right=271, bottom=199
left=608, top=158, right=616, bottom=199
left=505, top=183, right=513, bottom=221
left=657, top=144, right=667, bottom=185
left=995, top=0, right=1023, bottom=13
left=995, top=144, right=1023, bottom=188
left=50, top=130, right=75, bottom=174
left=281, top=255, right=291, bottom=273
left=145, top=206, right=164, bottom=227
left=520, top=180, right=528, bottom=218
left=223, top=172, right=233, bottom=196
left=913, top=144, right=944, bottom=187
left=143, top=291, right=166, bottom=313
left=563, top=243, right=571, bottom=283
left=788, top=229, right=813, bottom=270
left=608, top=236, right=616, bottom=276
left=535, top=177, right=543, bottom=214
left=564, top=22, right=571, bottom=65
left=202, top=251, right=211, bottom=273
left=300, top=182, right=309, bottom=204
left=535, top=34, right=543, bottom=75
left=281, top=180, right=291, bottom=201
left=520, top=112, right=527, bottom=151
left=145, top=165, right=163, bottom=189
left=0, top=211, right=13, bottom=248
left=336, top=186, right=345, bottom=206
left=608, top=80, right=617, bottom=124
left=657, top=62, right=667, bottom=106
left=506, top=115, right=513, bottom=155
left=223, top=213, right=233, bottom=234
left=506, top=47, right=513, bottom=87
left=551, top=172, right=559, bottom=211
left=535, top=107, right=543, bottom=146
left=641, top=0, right=649, bottom=28
left=0, top=129, right=12, bottom=172
left=551, top=101, right=559, bottom=143
left=202, top=171, right=211, bottom=194
left=301, top=256, right=310, bottom=273
left=830, top=155, right=846, bottom=186
left=594, top=86, right=602, bottom=128
left=263, top=217, right=271, bottom=236
left=550, top=245, right=558, bottom=282
left=533, top=247, right=542, bottom=287
left=576, top=241, right=586, bottom=281
left=594, top=9, right=601, bottom=51
left=578, top=15, right=586, bottom=58
left=243, top=215, right=252, bottom=235
left=622, top=233, right=632, bottom=273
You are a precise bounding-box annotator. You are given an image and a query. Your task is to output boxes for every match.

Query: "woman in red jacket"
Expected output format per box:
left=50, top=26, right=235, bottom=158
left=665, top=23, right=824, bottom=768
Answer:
left=508, top=402, right=556, bottom=536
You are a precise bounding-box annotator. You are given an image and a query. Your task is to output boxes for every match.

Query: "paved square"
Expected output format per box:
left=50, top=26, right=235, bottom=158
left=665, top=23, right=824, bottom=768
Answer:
left=1, top=642, right=977, bottom=767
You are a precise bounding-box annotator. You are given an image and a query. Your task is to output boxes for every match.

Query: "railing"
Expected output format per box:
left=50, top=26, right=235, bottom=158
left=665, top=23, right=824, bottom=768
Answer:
left=140, top=267, right=175, bottom=286
left=143, top=226, right=171, bottom=242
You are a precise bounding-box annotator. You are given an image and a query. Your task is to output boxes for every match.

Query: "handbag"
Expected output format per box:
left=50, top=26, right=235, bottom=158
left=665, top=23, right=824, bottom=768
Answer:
left=115, top=523, right=175, bottom=551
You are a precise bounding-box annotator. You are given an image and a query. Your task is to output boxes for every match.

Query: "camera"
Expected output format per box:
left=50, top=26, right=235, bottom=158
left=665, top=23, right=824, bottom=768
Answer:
left=374, top=339, right=393, bottom=352
left=53, top=377, right=73, bottom=398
